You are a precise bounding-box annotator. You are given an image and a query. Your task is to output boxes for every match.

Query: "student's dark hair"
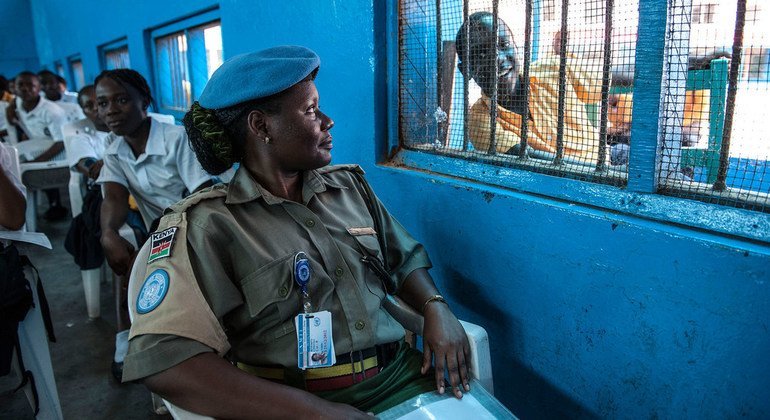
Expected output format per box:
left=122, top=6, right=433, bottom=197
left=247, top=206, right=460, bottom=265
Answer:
left=0, top=75, right=8, bottom=93
left=94, top=69, right=155, bottom=111
left=77, top=84, right=95, bottom=104
left=37, top=69, right=56, bottom=78
left=16, top=70, right=38, bottom=81
left=183, top=69, right=318, bottom=175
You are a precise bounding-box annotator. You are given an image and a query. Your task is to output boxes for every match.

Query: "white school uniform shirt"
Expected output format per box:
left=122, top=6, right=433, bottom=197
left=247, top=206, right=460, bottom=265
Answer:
left=65, top=122, right=111, bottom=168
left=97, top=119, right=211, bottom=228
left=15, top=97, right=67, bottom=141
left=55, top=100, right=86, bottom=123
left=0, top=142, right=26, bottom=238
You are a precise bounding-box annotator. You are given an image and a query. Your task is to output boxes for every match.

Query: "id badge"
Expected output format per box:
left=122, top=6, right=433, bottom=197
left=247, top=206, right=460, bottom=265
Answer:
left=295, top=310, right=336, bottom=370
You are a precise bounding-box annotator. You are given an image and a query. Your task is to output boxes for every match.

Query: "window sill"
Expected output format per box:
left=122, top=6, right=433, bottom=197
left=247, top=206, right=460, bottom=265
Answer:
left=389, top=147, right=770, bottom=244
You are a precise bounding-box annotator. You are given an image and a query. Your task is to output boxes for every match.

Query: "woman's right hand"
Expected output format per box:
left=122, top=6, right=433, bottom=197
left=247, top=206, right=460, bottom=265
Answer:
left=101, top=229, right=136, bottom=275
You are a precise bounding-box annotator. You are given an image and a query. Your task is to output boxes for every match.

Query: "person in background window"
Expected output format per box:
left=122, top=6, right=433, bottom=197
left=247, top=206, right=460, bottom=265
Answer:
left=0, top=141, right=26, bottom=231
left=456, top=12, right=603, bottom=163
left=39, top=70, right=84, bottom=123
left=94, top=69, right=212, bottom=382
left=10, top=71, right=69, bottom=220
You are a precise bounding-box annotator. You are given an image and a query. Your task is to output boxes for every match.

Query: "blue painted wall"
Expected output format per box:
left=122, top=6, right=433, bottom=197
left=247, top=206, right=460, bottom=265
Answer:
left=26, top=0, right=770, bottom=418
left=0, top=0, right=40, bottom=77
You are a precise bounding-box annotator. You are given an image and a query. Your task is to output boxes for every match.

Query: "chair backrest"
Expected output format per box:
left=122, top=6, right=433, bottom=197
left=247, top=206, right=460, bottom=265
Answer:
left=148, top=112, right=176, bottom=125
left=4, top=144, right=22, bottom=187
left=13, top=138, right=57, bottom=162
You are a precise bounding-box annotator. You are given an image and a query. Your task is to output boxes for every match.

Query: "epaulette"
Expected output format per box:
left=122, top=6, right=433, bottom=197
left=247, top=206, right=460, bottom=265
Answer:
left=315, top=164, right=365, bottom=175
left=166, top=183, right=228, bottom=214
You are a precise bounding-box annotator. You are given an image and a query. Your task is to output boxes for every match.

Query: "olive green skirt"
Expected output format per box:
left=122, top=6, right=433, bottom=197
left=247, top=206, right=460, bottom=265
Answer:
left=316, top=341, right=435, bottom=414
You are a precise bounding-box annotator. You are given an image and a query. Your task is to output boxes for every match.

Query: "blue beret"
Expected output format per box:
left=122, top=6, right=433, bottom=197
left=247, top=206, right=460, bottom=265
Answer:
left=198, top=45, right=320, bottom=109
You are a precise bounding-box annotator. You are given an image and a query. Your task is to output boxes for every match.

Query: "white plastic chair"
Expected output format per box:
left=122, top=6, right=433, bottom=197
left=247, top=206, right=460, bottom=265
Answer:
left=15, top=139, right=70, bottom=232
left=148, top=112, right=176, bottom=125
left=127, top=240, right=494, bottom=419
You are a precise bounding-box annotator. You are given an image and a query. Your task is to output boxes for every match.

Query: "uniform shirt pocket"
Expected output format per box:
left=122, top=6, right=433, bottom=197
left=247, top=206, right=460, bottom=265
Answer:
left=240, top=254, right=299, bottom=340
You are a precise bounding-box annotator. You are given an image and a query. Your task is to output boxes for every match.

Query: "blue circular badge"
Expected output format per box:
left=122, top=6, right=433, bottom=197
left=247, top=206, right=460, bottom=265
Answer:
left=136, top=269, right=170, bottom=314
left=295, top=259, right=311, bottom=287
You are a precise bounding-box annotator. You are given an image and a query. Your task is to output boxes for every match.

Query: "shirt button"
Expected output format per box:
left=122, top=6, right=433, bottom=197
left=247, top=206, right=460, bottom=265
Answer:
left=355, top=320, right=366, bottom=330
left=279, top=286, right=289, bottom=297
left=305, top=219, right=316, bottom=227
left=334, top=267, right=344, bottom=277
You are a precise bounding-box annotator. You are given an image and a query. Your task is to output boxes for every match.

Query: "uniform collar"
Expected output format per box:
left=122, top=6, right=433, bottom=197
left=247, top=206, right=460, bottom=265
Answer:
left=104, top=118, right=164, bottom=159
left=225, top=165, right=347, bottom=205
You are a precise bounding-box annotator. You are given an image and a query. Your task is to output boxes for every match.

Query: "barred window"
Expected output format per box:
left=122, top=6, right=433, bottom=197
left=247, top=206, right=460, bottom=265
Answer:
left=68, top=55, right=85, bottom=91
left=150, top=9, right=223, bottom=117
left=100, top=38, right=131, bottom=70
left=398, top=0, right=770, bottom=213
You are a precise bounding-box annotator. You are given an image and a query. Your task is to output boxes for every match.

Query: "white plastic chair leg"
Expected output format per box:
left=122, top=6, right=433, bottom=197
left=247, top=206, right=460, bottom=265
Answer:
left=81, top=268, right=101, bottom=319
left=25, top=190, right=38, bottom=232
left=18, top=266, right=63, bottom=419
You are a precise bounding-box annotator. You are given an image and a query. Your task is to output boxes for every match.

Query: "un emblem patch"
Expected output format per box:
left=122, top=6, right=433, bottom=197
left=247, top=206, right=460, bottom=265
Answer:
left=136, top=269, right=170, bottom=314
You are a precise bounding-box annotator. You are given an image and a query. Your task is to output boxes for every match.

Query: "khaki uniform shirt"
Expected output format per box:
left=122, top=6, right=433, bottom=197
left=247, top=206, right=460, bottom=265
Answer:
left=123, top=165, right=431, bottom=381
left=468, top=54, right=602, bottom=162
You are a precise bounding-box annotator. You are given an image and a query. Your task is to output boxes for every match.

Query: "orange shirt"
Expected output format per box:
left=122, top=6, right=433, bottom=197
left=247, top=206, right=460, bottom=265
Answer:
left=468, top=55, right=602, bottom=162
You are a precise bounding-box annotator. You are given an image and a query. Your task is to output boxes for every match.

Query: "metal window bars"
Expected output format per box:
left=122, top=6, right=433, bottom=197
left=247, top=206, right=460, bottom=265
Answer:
left=398, top=0, right=770, bottom=211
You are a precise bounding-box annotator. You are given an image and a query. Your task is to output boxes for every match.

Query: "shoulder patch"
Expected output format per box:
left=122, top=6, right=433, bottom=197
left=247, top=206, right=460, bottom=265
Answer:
left=148, top=227, right=178, bottom=263
left=136, top=269, right=170, bottom=314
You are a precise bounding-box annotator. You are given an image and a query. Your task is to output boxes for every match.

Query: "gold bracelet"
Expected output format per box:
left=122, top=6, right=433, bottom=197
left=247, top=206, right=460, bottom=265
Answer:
left=421, top=294, right=447, bottom=313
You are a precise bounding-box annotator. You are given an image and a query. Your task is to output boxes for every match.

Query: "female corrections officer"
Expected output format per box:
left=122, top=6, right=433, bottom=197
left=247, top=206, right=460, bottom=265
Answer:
left=123, top=46, right=470, bottom=418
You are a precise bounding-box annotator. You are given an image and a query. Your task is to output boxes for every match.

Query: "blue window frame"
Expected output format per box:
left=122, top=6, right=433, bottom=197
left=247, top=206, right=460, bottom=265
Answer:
left=100, top=38, right=131, bottom=70
left=68, top=54, right=85, bottom=91
left=150, top=8, right=223, bottom=118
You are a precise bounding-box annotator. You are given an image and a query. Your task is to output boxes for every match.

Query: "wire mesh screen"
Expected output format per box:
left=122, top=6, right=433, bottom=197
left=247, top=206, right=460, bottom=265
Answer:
left=658, top=0, right=769, bottom=211
left=400, top=0, right=770, bottom=212
left=399, top=0, right=640, bottom=186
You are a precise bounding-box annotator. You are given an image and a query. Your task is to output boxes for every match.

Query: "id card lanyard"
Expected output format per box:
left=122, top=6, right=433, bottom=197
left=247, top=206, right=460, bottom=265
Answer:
left=293, top=251, right=336, bottom=369
left=294, top=252, right=313, bottom=313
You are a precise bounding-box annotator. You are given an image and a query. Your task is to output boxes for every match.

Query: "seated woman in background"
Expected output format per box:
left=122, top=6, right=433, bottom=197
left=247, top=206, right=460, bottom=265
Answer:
left=123, top=46, right=470, bottom=418
left=0, top=141, right=26, bottom=230
left=94, top=69, right=212, bottom=381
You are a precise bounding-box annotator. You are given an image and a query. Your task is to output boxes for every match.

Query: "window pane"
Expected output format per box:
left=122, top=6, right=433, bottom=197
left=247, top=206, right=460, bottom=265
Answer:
left=187, top=21, right=223, bottom=101
left=155, top=31, right=191, bottom=111
left=70, top=59, right=85, bottom=91
left=105, top=46, right=131, bottom=70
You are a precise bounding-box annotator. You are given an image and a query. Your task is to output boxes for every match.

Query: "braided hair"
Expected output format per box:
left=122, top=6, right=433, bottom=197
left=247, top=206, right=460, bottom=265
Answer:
left=94, top=69, right=155, bottom=111
left=183, top=96, right=281, bottom=175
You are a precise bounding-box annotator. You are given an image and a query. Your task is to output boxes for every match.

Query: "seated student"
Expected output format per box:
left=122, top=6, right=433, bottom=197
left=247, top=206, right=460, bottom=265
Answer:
left=38, top=70, right=78, bottom=103
left=457, top=13, right=604, bottom=162
left=38, top=70, right=84, bottom=123
left=0, top=141, right=26, bottom=230
left=66, top=85, right=111, bottom=180
left=1, top=76, right=12, bottom=142
left=94, top=69, right=212, bottom=381
left=12, top=71, right=69, bottom=220
left=123, top=46, right=470, bottom=418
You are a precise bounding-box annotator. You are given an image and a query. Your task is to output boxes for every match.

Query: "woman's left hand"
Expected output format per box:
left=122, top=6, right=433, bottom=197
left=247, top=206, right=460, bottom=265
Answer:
left=421, top=301, right=471, bottom=398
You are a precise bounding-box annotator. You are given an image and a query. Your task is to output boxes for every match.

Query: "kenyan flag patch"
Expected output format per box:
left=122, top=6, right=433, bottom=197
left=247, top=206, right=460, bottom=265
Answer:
left=148, top=227, right=178, bottom=264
